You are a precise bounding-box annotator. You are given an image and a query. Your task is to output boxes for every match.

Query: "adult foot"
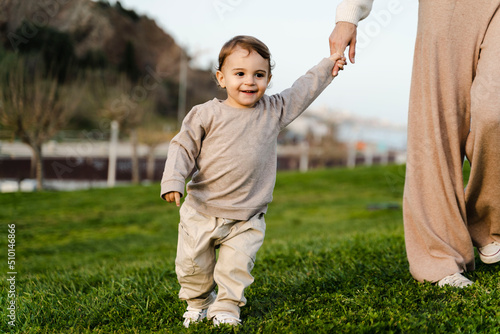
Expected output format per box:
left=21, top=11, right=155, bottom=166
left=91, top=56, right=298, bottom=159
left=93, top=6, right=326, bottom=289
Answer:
left=478, top=242, right=500, bottom=264
left=437, top=273, right=473, bottom=288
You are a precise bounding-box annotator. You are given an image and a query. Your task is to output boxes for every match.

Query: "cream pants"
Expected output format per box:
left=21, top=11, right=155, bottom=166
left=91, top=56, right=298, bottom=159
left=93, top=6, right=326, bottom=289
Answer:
left=175, top=203, right=266, bottom=318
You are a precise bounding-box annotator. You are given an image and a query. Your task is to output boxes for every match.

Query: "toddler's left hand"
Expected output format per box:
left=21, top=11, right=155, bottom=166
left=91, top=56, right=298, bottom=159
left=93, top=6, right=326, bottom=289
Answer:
left=330, top=52, right=346, bottom=77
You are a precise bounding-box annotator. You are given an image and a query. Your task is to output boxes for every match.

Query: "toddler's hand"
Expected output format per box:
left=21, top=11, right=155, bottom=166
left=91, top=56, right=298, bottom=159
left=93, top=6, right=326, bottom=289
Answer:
left=165, top=191, right=181, bottom=207
left=330, top=52, right=346, bottom=77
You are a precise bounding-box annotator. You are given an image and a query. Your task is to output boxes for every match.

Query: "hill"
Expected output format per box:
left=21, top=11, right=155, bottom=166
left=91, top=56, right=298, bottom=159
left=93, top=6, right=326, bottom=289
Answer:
left=0, top=0, right=223, bottom=118
left=2, top=0, right=179, bottom=72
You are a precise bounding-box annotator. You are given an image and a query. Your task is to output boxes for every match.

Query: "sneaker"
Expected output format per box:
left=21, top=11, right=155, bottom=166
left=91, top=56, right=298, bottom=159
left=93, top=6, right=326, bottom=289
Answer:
left=437, top=272, right=473, bottom=288
left=478, top=242, right=500, bottom=264
left=182, top=307, right=207, bottom=328
left=213, top=313, right=241, bottom=326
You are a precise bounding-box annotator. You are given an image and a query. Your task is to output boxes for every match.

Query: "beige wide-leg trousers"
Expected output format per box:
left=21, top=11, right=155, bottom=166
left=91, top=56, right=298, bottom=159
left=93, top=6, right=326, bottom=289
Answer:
left=175, top=203, right=266, bottom=318
left=403, top=0, right=500, bottom=283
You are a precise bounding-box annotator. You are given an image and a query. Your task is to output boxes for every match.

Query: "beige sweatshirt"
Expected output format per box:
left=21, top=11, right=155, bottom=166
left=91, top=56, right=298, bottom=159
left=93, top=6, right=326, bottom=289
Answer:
left=335, top=0, right=374, bottom=25
left=160, top=57, right=335, bottom=220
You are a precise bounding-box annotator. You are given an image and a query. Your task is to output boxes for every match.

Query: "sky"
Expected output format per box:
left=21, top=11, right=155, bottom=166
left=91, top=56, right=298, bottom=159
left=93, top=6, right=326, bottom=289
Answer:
left=110, top=0, right=419, bottom=126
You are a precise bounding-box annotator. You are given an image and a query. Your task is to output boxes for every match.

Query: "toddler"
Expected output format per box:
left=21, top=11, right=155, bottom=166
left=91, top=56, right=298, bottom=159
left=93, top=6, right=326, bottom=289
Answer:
left=161, top=35, right=344, bottom=327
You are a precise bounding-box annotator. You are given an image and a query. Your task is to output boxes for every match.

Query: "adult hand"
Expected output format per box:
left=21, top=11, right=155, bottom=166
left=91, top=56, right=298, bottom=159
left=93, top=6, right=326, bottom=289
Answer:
left=329, top=21, right=357, bottom=76
left=165, top=191, right=181, bottom=207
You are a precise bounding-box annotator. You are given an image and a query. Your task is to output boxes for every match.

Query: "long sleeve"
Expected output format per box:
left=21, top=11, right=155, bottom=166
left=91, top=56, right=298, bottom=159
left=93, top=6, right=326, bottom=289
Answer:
left=266, top=57, right=336, bottom=130
left=335, top=0, right=374, bottom=25
left=160, top=107, right=205, bottom=199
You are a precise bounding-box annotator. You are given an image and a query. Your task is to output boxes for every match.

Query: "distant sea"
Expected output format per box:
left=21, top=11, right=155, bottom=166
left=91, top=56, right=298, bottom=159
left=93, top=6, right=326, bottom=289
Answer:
left=337, top=122, right=407, bottom=151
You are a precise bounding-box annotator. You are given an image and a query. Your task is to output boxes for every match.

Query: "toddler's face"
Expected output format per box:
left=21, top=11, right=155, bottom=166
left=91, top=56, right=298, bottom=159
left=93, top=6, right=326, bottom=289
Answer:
left=216, top=46, right=271, bottom=108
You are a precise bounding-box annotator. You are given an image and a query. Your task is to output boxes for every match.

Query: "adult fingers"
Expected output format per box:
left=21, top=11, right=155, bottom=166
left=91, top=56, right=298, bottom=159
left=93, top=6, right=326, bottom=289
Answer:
left=349, top=38, right=357, bottom=64
left=329, top=22, right=357, bottom=62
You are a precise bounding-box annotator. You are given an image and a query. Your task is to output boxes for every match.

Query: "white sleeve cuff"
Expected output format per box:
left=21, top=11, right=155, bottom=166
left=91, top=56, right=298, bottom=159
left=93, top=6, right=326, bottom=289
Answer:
left=335, top=0, right=374, bottom=25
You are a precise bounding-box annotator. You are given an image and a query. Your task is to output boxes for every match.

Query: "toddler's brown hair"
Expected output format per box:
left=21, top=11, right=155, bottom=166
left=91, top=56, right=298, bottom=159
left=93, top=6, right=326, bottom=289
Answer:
left=217, top=35, right=273, bottom=76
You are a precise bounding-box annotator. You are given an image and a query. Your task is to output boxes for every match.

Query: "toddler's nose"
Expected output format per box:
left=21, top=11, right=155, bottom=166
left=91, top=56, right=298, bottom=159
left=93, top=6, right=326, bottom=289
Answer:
left=244, top=76, right=256, bottom=85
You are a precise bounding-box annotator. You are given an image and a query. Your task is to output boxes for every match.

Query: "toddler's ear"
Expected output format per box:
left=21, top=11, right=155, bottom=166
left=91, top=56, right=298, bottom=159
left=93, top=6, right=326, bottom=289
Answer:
left=216, top=70, right=226, bottom=88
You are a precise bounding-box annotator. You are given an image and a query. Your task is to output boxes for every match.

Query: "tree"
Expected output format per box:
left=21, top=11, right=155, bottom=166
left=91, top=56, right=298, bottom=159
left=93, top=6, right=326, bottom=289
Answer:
left=137, top=115, right=175, bottom=181
left=0, top=55, right=82, bottom=189
left=91, top=71, right=151, bottom=185
left=119, top=41, right=140, bottom=82
left=127, top=98, right=155, bottom=184
left=14, top=21, right=77, bottom=82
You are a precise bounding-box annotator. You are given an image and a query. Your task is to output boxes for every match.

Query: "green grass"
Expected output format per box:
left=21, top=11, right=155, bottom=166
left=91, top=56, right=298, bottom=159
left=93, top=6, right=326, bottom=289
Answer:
left=1, top=164, right=499, bottom=333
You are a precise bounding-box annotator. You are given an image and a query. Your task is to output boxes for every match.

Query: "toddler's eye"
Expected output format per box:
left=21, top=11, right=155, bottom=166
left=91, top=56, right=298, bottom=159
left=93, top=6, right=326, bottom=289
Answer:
left=256, top=73, right=265, bottom=78
left=236, top=72, right=244, bottom=76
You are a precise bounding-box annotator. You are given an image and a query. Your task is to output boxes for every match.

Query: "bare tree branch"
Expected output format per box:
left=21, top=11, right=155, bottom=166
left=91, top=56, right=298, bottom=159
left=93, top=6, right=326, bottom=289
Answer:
left=0, top=55, right=83, bottom=189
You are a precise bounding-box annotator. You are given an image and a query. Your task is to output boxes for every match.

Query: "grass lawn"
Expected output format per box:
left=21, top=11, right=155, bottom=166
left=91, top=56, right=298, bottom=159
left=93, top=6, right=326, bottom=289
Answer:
left=1, top=164, right=499, bottom=333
